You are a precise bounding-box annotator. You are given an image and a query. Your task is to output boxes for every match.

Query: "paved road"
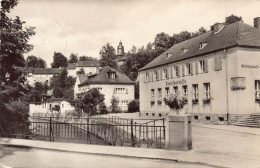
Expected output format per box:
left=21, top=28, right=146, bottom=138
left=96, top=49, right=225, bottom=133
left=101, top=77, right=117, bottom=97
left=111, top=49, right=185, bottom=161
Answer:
left=0, top=145, right=213, bottom=168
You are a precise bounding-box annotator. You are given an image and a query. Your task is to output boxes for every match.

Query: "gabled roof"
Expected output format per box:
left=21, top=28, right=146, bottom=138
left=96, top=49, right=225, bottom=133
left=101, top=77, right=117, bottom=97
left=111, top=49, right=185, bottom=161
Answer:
left=20, top=67, right=63, bottom=74
left=32, top=68, right=63, bottom=74
left=140, top=21, right=260, bottom=71
left=77, top=74, right=88, bottom=83
left=67, top=63, right=76, bottom=69
left=76, top=61, right=100, bottom=67
left=79, top=66, right=135, bottom=86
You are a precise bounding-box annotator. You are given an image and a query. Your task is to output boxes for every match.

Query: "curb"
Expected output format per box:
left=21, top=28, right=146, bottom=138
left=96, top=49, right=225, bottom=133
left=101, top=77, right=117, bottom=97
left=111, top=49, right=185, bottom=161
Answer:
left=1, top=143, right=228, bottom=168
left=192, top=124, right=260, bottom=136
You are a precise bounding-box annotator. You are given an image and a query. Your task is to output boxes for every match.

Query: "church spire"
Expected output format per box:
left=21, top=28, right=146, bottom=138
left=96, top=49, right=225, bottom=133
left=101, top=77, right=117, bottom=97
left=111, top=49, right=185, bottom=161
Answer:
left=117, top=40, right=124, bottom=55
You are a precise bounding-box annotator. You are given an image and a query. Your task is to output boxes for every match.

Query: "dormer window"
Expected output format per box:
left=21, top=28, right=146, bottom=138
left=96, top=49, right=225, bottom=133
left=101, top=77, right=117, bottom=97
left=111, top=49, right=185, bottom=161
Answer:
left=107, top=70, right=116, bottom=79
left=199, top=42, right=208, bottom=49
left=181, top=48, right=188, bottom=55
left=167, top=53, right=173, bottom=59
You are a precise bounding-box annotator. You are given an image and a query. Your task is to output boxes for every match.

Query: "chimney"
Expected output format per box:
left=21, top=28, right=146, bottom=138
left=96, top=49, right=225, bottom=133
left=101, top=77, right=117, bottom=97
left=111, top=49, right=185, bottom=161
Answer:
left=211, top=23, right=225, bottom=33
left=254, top=17, right=260, bottom=29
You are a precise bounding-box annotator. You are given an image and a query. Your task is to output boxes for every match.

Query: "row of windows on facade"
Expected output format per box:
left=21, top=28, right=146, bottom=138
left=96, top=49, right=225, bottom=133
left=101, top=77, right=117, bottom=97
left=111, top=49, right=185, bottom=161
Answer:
left=150, top=80, right=260, bottom=103
left=144, top=57, right=222, bottom=82
left=151, top=83, right=211, bottom=102
left=41, top=103, right=65, bottom=109
left=79, top=87, right=128, bottom=94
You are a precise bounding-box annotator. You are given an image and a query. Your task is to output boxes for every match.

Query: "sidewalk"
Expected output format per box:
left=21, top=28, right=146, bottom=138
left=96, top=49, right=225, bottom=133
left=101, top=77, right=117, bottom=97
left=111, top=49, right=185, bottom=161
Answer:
left=0, top=137, right=259, bottom=168
left=192, top=122, right=260, bottom=135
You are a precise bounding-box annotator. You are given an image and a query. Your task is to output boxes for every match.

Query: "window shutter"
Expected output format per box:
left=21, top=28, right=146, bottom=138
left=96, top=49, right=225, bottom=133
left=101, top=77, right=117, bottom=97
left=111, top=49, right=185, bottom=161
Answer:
left=166, top=68, right=169, bottom=79
left=178, top=66, right=181, bottom=77
left=190, top=63, right=193, bottom=75
left=160, top=69, right=163, bottom=80
left=195, top=62, right=198, bottom=75
left=214, top=57, right=217, bottom=71
left=182, top=65, right=185, bottom=77
left=218, top=57, right=222, bottom=70
left=214, top=57, right=222, bottom=71
left=205, top=59, right=208, bottom=73
left=126, top=88, right=128, bottom=94
left=114, top=88, right=116, bottom=94
left=150, top=72, right=153, bottom=81
left=169, top=67, right=172, bottom=79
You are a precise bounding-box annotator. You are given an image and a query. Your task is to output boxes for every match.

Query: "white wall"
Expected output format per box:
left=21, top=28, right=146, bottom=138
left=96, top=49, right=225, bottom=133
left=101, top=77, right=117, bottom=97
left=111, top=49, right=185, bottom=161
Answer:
left=78, top=84, right=135, bottom=112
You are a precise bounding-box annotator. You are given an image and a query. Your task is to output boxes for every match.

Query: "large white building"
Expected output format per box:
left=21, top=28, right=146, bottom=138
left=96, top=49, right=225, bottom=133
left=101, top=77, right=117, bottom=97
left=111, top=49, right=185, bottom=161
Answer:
left=22, top=68, right=63, bottom=86
left=139, top=18, right=260, bottom=123
left=76, top=66, right=135, bottom=112
left=29, top=99, right=75, bottom=116
left=21, top=60, right=100, bottom=86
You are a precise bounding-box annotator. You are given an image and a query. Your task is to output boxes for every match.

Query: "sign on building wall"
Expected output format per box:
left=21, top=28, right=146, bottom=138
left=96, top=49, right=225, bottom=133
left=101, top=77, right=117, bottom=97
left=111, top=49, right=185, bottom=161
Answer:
left=231, top=77, right=246, bottom=90
left=166, top=79, right=186, bottom=86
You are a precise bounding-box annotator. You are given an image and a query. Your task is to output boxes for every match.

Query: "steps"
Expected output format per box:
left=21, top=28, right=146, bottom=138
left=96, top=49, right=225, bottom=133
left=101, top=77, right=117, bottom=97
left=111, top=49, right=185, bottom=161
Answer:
left=233, top=113, right=260, bottom=128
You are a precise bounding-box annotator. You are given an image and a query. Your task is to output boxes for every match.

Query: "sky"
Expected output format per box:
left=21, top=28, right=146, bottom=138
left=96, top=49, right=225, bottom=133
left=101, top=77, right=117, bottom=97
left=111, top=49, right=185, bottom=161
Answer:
left=9, top=0, right=260, bottom=67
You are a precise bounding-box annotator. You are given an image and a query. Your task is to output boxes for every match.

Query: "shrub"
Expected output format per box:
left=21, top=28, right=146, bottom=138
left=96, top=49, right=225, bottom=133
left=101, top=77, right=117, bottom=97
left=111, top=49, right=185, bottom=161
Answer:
left=128, top=99, right=139, bottom=113
left=163, top=94, right=185, bottom=109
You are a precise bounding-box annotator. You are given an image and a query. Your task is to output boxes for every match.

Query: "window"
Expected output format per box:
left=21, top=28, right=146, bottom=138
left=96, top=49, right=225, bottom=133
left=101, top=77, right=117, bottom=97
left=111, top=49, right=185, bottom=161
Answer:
left=62, top=104, right=64, bottom=108
left=167, top=53, right=172, bottom=59
left=173, top=66, right=179, bottom=77
left=108, top=71, right=116, bottom=79
left=162, top=69, right=168, bottom=79
left=173, top=86, right=178, bottom=95
left=153, top=71, right=159, bottom=81
left=204, top=83, right=211, bottom=99
left=199, top=42, right=208, bottom=49
left=214, top=57, right=222, bottom=71
left=182, top=85, right=188, bottom=103
left=151, top=89, right=155, bottom=101
left=199, top=60, right=206, bottom=73
left=158, top=88, right=162, bottom=99
left=114, top=88, right=127, bottom=94
left=165, top=87, right=169, bottom=98
left=121, top=100, right=129, bottom=105
left=181, top=48, right=188, bottom=54
left=192, top=84, right=199, bottom=99
left=255, top=81, right=260, bottom=101
left=185, top=64, right=191, bottom=75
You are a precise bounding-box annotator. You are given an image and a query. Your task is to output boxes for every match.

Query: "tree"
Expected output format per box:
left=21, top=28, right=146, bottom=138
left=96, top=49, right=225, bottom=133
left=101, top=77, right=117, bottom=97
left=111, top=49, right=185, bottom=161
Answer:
left=51, top=52, right=68, bottom=68
left=110, top=96, right=119, bottom=113
left=79, top=56, right=98, bottom=62
left=128, top=99, right=139, bottom=113
left=0, top=0, right=35, bottom=132
left=50, top=69, right=76, bottom=99
left=25, top=55, right=46, bottom=68
left=154, top=32, right=172, bottom=55
left=23, top=82, right=47, bottom=103
left=99, top=43, right=118, bottom=69
left=79, top=88, right=105, bottom=116
left=68, top=53, right=78, bottom=63
left=0, top=0, right=35, bottom=85
left=37, top=58, right=46, bottom=68
left=225, top=14, right=242, bottom=24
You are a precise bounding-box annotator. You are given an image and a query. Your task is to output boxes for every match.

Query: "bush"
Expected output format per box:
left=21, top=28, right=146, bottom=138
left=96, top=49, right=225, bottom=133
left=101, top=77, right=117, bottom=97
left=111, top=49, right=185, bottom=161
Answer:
left=128, top=99, right=139, bottom=113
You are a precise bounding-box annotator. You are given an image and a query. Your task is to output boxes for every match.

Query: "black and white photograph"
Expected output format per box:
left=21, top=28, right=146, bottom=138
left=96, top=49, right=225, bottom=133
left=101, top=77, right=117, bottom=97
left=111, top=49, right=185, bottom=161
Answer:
left=1, top=0, right=260, bottom=167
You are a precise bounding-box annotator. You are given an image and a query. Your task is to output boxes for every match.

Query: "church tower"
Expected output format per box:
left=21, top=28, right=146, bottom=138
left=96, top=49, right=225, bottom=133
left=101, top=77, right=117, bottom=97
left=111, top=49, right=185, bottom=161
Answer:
left=117, top=41, right=124, bottom=56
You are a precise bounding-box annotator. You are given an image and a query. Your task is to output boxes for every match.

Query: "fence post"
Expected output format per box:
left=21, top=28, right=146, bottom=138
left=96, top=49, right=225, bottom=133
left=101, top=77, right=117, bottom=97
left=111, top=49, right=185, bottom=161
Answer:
left=49, top=117, right=52, bottom=142
left=163, top=118, right=166, bottom=139
left=87, top=118, right=90, bottom=143
left=131, top=119, right=134, bottom=147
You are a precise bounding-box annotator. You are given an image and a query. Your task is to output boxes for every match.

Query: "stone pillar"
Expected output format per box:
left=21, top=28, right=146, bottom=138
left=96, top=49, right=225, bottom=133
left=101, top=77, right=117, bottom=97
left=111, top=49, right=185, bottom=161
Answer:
left=165, top=114, right=192, bottom=151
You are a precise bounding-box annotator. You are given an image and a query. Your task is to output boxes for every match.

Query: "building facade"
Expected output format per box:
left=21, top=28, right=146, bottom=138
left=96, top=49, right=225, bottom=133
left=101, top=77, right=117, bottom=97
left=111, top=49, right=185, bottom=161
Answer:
left=29, top=99, right=75, bottom=116
left=76, top=66, right=135, bottom=112
left=139, top=18, right=260, bottom=123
